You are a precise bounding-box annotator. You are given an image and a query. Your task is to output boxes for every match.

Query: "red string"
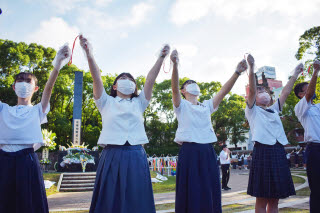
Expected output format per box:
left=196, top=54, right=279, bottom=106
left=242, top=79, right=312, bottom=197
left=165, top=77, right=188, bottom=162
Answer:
left=308, top=65, right=312, bottom=74
left=163, top=60, right=172, bottom=74
left=68, top=35, right=80, bottom=66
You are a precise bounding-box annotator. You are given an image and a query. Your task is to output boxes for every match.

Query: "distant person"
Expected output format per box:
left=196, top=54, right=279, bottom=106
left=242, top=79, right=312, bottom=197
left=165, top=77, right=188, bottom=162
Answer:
left=220, top=145, right=231, bottom=190
left=286, top=151, right=291, bottom=168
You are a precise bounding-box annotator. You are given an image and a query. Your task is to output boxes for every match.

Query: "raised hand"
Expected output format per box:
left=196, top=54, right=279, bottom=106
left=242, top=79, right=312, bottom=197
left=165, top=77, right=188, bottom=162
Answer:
left=247, top=54, right=255, bottom=68
left=314, top=60, right=320, bottom=72
left=79, top=34, right=92, bottom=57
left=170, top=49, right=179, bottom=64
left=52, top=44, right=71, bottom=71
left=236, top=59, right=248, bottom=73
left=293, top=63, right=304, bottom=77
left=159, top=44, right=170, bottom=58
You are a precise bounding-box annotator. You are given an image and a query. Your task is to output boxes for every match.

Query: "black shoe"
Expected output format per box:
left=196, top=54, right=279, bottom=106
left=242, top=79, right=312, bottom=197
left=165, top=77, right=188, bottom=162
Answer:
left=225, top=186, right=231, bottom=190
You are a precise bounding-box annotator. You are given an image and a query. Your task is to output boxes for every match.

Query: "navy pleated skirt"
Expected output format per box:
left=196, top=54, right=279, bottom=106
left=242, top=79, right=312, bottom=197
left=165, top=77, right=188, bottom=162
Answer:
left=176, top=143, right=222, bottom=213
left=89, top=144, right=155, bottom=213
left=247, top=142, right=296, bottom=199
left=0, top=148, right=49, bottom=213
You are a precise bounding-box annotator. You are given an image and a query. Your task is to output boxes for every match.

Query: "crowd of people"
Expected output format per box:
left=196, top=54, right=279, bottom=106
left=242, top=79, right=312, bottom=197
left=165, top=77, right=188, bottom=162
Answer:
left=0, top=35, right=319, bottom=213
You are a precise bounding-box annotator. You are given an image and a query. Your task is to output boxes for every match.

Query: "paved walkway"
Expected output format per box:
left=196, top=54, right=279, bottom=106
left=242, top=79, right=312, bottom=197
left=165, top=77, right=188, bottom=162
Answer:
left=48, top=169, right=310, bottom=212
left=49, top=169, right=249, bottom=211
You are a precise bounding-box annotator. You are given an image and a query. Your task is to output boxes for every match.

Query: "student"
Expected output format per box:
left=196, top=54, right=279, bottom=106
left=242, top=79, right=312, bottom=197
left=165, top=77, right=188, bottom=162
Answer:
left=0, top=44, right=71, bottom=213
left=294, top=60, right=320, bottom=212
left=220, top=145, right=231, bottom=190
left=79, top=35, right=169, bottom=213
left=171, top=49, right=248, bottom=213
left=243, top=153, right=248, bottom=170
left=245, top=54, right=302, bottom=212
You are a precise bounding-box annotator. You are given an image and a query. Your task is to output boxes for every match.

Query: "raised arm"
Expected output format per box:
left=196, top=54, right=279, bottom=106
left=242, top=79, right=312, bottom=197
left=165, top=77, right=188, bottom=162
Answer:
left=79, top=35, right=104, bottom=100
left=213, top=59, right=248, bottom=109
left=278, top=63, right=303, bottom=108
left=144, top=45, right=170, bottom=101
left=170, top=50, right=180, bottom=108
left=305, top=60, right=320, bottom=102
left=247, top=54, right=256, bottom=108
left=41, top=45, right=71, bottom=113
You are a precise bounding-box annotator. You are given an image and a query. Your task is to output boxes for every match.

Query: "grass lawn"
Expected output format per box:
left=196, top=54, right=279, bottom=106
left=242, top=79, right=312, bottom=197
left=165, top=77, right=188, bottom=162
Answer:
left=222, top=204, right=254, bottom=212
left=296, top=173, right=307, bottom=177
left=296, top=187, right=311, bottom=196
left=155, top=203, right=175, bottom=210
left=43, top=172, right=61, bottom=196
left=279, top=208, right=309, bottom=212
left=151, top=171, right=176, bottom=194
left=291, top=175, right=305, bottom=184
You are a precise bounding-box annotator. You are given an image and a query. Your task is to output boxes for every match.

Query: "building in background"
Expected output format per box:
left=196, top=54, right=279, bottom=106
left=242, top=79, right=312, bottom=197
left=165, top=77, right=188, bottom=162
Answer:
left=245, top=66, right=283, bottom=100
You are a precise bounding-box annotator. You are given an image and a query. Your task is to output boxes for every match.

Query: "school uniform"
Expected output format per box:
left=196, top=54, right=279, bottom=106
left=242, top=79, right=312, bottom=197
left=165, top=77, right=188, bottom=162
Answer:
left=89, top=89, right=155, bottom=213
left=0, top=101, right=49, bottom=213
left=295, top=97, right=320, bottom=212
left=245, top=99, right=295, bottom=199
left=219, top=150, right=231, bottom=189
left=174, top=98, right=221, bottom=213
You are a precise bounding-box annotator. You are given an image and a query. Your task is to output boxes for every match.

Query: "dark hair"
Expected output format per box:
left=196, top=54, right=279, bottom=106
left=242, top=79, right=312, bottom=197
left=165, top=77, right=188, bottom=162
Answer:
left=256, top=86, right=271, bottom=95
left=110, top=73, right=138, bottom=99
left=294, top=82, right=309, bottom=99
left=222, top=145, right=227, bottom=149
left=14, top=72, right=38, bottom=86
left=180, top=80, right=197, bottom=98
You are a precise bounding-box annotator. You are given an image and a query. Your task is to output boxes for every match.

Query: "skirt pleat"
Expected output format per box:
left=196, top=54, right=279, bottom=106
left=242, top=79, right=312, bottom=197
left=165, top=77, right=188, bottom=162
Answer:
left=89, top=145, right=155, bottom=213
left=0, top=148, right=49, bottom=213
left=175, top=143, right=222, bottom=213
left=247, top=142, right=296, bottom=199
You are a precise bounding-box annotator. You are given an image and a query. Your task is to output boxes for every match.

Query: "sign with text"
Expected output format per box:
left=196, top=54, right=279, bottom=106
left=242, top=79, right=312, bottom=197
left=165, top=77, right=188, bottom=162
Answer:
left=73, top=119, right=81, bottom=145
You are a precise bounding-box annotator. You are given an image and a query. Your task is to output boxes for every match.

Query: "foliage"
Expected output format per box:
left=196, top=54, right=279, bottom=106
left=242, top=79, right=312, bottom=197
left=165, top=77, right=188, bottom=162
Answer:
left=295, top=26, right=320, bottom=61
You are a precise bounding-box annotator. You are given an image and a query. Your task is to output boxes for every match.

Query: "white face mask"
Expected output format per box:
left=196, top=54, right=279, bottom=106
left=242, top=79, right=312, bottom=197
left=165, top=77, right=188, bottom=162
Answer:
left=186, top=83, right=201, bottom=96
left=257, top=92, right=271, bottom=106
left=117, top=79, right=136, bottom=95
left=14, top=82, right=35, bottom=98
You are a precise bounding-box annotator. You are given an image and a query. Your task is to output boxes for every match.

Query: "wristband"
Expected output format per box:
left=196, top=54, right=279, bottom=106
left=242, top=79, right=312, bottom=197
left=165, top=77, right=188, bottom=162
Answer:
left=235, top=70, right=241, bottom=75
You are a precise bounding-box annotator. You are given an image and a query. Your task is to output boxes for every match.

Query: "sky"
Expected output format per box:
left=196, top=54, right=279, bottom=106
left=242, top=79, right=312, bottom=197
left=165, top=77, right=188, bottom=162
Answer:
left=1, top=0, right=320, bottom=95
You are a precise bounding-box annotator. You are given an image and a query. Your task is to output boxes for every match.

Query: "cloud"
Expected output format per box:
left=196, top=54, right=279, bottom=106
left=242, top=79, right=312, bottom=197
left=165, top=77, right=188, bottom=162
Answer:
left=174, top=44, right=198, bottom=58
left=170, top=0, right=320, bottom=25
left=94, top=0, right=112, bottom=7
left=26, top=17, right=90, bottom=71
left=77, top=2, right=154, bottom=31
left=126, top=2, right=153, bottom=26
left=42, top=0, right=86, bottom=14
left=26, top=17, right=80, bottom=49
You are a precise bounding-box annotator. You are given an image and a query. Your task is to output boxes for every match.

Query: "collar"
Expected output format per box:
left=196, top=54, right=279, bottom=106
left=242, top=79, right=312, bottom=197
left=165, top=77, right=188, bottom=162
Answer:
left=16, top=104, right=33, bottom=108
left=185, top=99, right=203, bottom=106
left=258, top=106, right=274, bottom=113
left=115, top=96, right=132, bottom=102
